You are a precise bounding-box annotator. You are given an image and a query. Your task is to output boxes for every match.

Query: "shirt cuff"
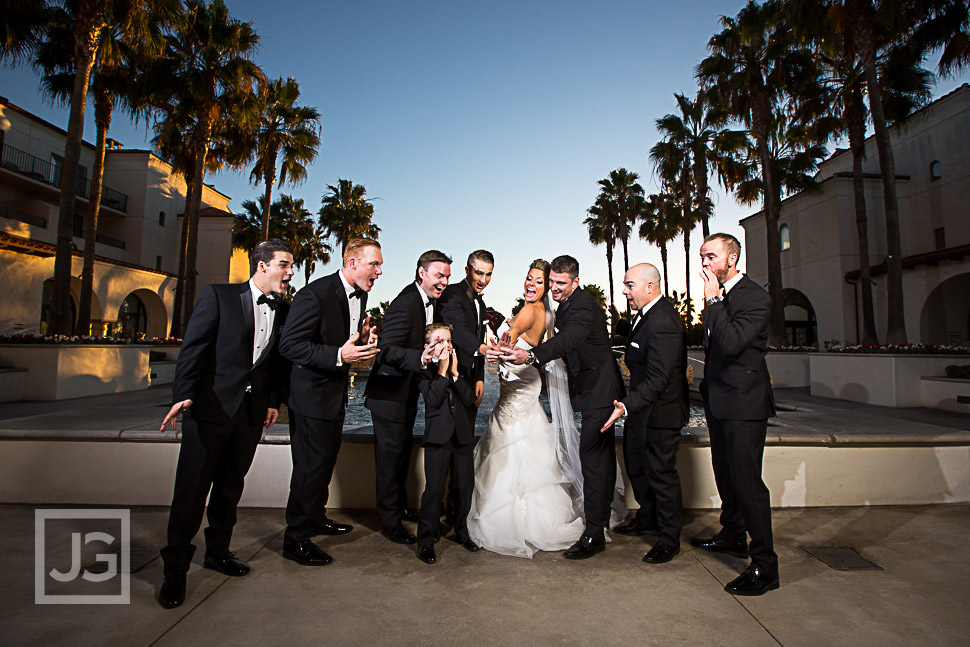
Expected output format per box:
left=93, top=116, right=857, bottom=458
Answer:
left=336, top=348, right=343, bottom=367
left=619, top=402, right=628, bottom=417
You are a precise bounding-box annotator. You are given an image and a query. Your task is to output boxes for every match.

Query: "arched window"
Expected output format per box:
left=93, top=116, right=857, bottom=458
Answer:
left=930, top=160, right=942, bottom=181
left=118, top=293, right=147, bottom=338
left=780, top=224, right=791, bottom=251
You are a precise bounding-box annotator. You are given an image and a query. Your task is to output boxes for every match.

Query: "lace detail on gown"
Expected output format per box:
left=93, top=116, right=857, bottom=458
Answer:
left=467, top=325, right=585, bottom=558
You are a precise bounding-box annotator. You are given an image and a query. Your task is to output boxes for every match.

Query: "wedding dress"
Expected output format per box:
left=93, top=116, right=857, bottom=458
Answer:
left=466, top=323, right=587, bottom=558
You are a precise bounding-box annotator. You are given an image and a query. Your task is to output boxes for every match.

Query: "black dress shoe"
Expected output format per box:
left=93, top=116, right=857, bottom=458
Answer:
left=643, top=543, right=680, bottom=564
left=283, top=540, right=333, bottom=566
left=433, top=530, right=441, bottom=544
left=417, top=546, right=437, bottom=564
left=613, top=519, right=659, bottom=536
left=458, top=537, right=480, bottom=552
left=401, top=507, right=420, bottom=523
left=203, top=551, right=251, bottom=576
left=689, top=535, right=749, bottom=559
left=312, top=518, right=353, bottom=536
left=563, top=535, right=606, bottom=560
left=381, top=525, right=416, bottom=545
left=158, top=570, right=186, bottom=609
left=724, top=564, right=780, bottom=596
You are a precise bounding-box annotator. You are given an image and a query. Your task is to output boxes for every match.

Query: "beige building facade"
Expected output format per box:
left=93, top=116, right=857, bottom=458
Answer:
left=0, top=96, right=244, bottom=338
left=739, top=84, right=970, bottom=347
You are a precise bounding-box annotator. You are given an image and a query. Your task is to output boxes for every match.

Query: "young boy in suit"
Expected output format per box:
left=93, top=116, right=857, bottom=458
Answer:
left=414, top=323, right=480, bottom=564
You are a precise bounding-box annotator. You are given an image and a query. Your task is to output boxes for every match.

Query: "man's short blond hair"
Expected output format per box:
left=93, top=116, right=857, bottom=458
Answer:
left=343, top=237, right=381, bottom=265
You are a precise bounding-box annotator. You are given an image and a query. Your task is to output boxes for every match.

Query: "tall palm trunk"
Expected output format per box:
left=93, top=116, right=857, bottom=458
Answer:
left=77, top=90, right=112, bottom=336
left=752, top=98, right=788, bottom=346
left=683, top=227, right=692, bottom=324
left=846, top=90, right=878, bottom=344
left=605, top=244, right=615, bottom=309
left=260, top=145, right=277, bottom=240
left=51, top=16, right=101, bottom=335
left=694, top=153, right=711, bottom=238
left=183, top=115, right=212, bottom=322
left=170, top=168, right=194, bottom=338
left=856, top=15, right=907, bottom=343
left=659, top=242, right=669, bottom=297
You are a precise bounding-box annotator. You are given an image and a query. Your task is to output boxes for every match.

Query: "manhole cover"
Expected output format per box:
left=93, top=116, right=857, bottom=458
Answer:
left=84, top=546, right=160, bottom=574
left=800, top=546, right=882, bottom=570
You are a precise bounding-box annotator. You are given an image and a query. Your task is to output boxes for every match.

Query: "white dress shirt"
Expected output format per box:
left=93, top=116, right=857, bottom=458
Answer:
left=335, top=270, right=362, bottom=367
left=619, top=293, right=663, bottom=417
left=249, top=279, right=276, bottom=366
left=416, top=281, right=434, bottom=326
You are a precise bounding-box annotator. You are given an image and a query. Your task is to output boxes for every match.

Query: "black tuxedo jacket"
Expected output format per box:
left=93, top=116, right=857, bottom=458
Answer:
left=618, top=297, right=689, bottom=429
left=416, top=370, right=476, bottom=446
left=365, top=283, right=433, bottom=422
left=279, top=270, right=367, bottom=421
left=173, top=282, right=288, bottom=425
left=532, top=287, right=625, bottom=412
left=439, top=279, right=486, bottom=385
left=700, top=274, right=776, bottom=421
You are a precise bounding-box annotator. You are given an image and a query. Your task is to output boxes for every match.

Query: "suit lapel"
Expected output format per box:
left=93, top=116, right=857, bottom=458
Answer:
left=334, top=272, right=351, bottom=336
left=239, top=284, right=255, bottom=362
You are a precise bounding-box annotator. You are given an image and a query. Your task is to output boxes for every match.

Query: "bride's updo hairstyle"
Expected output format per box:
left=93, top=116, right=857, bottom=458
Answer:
left=529, top=258, right=550, bottom=300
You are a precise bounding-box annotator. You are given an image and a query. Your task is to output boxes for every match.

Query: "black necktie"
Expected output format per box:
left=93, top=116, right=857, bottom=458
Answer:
left=257, top=294, right=279, bottom=310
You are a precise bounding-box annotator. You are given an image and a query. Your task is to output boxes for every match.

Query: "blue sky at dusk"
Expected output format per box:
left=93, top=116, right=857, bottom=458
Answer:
left=2, top=0, right=967, bottom=316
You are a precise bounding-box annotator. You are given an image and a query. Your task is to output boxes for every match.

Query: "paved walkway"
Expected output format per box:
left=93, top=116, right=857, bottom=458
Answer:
left=3, top=504, right=968, bottom=647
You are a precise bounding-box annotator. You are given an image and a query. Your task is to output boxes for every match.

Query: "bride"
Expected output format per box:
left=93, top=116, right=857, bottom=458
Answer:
left=467, top=259, right=623, bottom=558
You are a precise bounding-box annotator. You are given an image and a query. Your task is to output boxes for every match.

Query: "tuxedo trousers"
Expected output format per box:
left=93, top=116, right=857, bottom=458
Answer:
left=444, top=403, right=478, bottom=518
left=580, top=406, right=617, bottom=539
left=418, top=435, right=474, bottom=547
left=284, top=407, right=345, bottom=544
left=372, top=410, right=416, bottom=529
left=161, top=395, right=262, bottom=574
left=705, top=411, right=777, bottom=571
left=623, top=423, right=683, bottom=547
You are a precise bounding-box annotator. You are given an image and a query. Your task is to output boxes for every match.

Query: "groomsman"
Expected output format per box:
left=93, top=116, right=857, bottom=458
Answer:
left=693, top=233, right=779, bottom=596
left=603, top=264, right=688, bottom=564
left=365, top=250, right=450, bottom=544
left=499, top=255, right=625, bottom=559
left=438, top=249, right=493, bottom=523
left=280, top=238, right=382, bottom=565
left=158, top=239, right=294, bottom=609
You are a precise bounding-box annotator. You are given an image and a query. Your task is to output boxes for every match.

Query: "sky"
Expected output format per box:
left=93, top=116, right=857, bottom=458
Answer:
left=2, top=0, right=967, bottom=316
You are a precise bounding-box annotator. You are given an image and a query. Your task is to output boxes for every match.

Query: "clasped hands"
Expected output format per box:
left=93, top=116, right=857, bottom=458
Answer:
left=483, top=329, right=528, bottom=365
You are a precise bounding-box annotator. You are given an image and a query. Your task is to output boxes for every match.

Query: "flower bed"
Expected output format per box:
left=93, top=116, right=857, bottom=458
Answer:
left=829, top=343, right=969, bottom=355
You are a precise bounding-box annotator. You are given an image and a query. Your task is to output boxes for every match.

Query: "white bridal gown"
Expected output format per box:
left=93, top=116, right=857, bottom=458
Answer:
left=467, top=324, right=585, bottom=558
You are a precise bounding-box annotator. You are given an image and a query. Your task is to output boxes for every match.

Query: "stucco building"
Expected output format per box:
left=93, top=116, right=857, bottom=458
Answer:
left=0, top=96, right=248, bottom=338
left=739, top=84, right=970, bottom=347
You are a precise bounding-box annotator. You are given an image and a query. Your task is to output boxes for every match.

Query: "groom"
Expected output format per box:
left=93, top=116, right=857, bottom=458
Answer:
left=497, top=255, right=625, bottom=559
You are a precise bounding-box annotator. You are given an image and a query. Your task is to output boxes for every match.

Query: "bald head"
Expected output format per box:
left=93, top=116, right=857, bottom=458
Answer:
left=622, top=263, right=662, bottom=311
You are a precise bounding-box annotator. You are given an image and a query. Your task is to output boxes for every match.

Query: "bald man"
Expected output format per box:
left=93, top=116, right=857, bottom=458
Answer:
left=604, top=264, right=688, bottom=564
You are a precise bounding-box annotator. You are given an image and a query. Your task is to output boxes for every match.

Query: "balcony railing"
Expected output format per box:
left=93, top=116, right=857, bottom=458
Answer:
left=0, top=143, right=128, bottom=213
left=0, top=204, right=47, bottom=228
left=72, top=214, right=126, bottom=249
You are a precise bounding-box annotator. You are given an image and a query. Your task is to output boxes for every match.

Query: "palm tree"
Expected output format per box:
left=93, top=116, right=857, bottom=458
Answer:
left=318, top=179, right=380, bottom=254
left=638, top=192, right=679, bottom=297
left=594, top=168, right=643, bottom=272
left=20, top=0, right=178, bottom=334
left=583, top=284, right=608, bottom=314
left=584, top=198, right=618, bottom=308
left=248, top=76, right=321, bottom=240
left=34, top=4, right=170, bottom=334
left=651, top=90, right=740, bottom=239
left=697, top=0, right=820, bottom=346
left=155, top=0, right=262, bottom=322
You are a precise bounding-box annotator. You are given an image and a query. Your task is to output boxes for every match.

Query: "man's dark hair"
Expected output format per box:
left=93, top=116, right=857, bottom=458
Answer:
left=550, top=255, right=579, bottom=279
left=415, top=249, right=452, bottom=281
left=704, top=233, right=741, bottom=261
left=251, top=238, right=293, bottom=273
left=466, top=249, right=494, bottom=267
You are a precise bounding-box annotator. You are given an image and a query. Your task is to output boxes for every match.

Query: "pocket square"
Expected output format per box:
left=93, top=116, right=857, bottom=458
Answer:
left=631, top=342, right=640, bottom=348
left=554, top=327, right=559, bottom=333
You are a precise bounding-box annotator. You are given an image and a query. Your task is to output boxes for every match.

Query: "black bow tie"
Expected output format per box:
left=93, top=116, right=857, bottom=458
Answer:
left=425, top=299, right=435, bottom=309
left=257, top=294, right=280, bottom=310
left=349, top=288, right=364, bottom=300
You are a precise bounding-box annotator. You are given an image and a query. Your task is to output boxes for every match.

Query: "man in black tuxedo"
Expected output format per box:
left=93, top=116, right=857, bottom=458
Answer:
left=603, top=263, right=688, bottom=564
left=438, top=249, right=493, bottom=523
left=499, top=255, right=625, bottom=559
left=157, top=239, right=294, bottom=609
left=365, top=250, right=450, bottom=545
left=279, top=238, right=383, bottom=566
left=693, top=233, right=779, bottom=596
left=414, top=323, right=480, bottom=564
